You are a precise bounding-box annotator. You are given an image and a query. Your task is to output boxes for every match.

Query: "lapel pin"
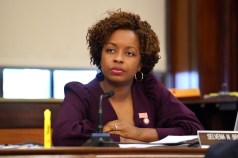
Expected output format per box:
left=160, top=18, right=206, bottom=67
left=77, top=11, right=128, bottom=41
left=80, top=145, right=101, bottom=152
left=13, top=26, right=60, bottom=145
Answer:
left=138, top=112, right=150, bottom=125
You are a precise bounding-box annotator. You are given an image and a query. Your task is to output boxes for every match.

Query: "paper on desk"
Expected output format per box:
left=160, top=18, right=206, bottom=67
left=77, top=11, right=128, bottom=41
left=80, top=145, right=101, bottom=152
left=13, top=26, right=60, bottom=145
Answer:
left=119, top=135, right=198, bottom=148
left=151, top=135, right=198, bottom=144
left=0, top=144, right=42, bottom=149
left=119, top=143, right=160, bottom=148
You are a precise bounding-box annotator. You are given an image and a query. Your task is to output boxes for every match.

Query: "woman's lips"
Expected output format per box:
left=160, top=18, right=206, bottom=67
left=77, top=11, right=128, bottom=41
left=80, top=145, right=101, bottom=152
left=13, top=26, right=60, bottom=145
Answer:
left=110, top=68, right=124, bottom=75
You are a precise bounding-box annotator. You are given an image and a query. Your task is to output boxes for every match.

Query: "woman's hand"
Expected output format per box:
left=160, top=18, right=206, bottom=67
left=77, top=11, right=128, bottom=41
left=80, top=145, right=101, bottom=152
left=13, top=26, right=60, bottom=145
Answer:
left=103, top=120, right=158, bottom=142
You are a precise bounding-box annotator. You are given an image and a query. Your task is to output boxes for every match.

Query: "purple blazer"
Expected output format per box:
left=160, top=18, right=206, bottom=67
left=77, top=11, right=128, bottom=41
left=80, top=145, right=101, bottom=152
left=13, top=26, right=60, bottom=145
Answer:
left=52, top=73, right=204, bottom=146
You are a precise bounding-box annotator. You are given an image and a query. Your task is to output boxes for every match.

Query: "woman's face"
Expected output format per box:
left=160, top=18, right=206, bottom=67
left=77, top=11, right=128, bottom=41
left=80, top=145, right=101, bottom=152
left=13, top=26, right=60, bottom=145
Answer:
left=100, top=29, right=141, bottom=85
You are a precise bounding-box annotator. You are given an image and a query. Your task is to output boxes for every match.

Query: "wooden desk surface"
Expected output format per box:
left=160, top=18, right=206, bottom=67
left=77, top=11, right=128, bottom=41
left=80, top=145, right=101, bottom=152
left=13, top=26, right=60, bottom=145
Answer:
left=0, top=146, right=207, bottom=158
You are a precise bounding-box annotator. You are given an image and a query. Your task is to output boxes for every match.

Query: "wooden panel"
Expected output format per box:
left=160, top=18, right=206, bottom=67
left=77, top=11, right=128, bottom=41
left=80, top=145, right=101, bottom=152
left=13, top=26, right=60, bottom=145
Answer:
left=0, top=99, right=61, bottom=128
left=0, top=99, right=61, bottom=145
left=167, top=0, right=200, bottom=88
left=172, top=0, right=190, bottom=72
left=167, top=0, right=191, bottom=87
left=167, top=0, right=238, bottom=94
left=196, top=0, right=219, bottom=94
left=196, top=0, right=238, bottom=94
left=0, top=128, right=44, bottom=145
left=229, top=0, right=238, bottom=91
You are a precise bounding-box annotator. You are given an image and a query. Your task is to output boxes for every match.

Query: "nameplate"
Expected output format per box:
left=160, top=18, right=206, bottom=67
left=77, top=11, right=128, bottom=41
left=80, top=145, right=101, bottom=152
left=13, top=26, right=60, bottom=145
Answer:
left=198, top=130, right=238, bottom=148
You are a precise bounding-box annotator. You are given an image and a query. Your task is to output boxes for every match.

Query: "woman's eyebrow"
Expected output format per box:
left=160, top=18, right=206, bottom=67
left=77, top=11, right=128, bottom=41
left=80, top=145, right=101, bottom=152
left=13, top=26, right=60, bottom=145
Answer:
left=104, top=42, right=116, bottom=46
left=105, top=42, right=139, bottom=52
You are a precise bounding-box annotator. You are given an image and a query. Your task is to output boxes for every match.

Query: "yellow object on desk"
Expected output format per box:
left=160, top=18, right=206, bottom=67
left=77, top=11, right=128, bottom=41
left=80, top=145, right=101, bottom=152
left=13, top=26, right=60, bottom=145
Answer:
left=208, top=92, right=238, bottom=97
left=44, top=109, right=52, bottom=148
left=169, top=88, right=201, bottom=98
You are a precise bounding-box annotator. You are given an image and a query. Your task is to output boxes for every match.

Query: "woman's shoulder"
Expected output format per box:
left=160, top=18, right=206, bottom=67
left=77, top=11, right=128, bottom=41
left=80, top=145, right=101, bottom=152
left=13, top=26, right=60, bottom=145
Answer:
left=65, top=81, right=85, bottom=89
left=64, top=78, right=101, bottom=97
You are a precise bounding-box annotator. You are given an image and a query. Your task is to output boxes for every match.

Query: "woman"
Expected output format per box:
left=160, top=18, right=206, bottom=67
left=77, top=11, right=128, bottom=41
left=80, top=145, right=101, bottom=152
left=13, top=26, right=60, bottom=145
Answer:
left=52, top=11, right=204, bottom=146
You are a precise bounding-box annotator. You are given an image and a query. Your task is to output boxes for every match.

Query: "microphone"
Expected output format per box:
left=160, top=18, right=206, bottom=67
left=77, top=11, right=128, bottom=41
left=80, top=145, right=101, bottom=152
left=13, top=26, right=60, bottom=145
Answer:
left=98, top=91, right=114, bottom=133
left=83, top=90, right=118, bottom=147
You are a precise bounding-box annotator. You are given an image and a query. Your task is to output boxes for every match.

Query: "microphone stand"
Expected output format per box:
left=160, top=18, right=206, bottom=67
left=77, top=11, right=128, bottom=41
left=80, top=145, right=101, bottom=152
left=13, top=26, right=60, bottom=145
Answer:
left=83, top=91, right=119, bottom=147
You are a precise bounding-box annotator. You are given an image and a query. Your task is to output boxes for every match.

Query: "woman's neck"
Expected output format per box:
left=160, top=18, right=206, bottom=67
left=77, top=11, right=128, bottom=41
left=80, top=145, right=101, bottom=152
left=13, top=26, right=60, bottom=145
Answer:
left=100, top=80, right=133, bottom=101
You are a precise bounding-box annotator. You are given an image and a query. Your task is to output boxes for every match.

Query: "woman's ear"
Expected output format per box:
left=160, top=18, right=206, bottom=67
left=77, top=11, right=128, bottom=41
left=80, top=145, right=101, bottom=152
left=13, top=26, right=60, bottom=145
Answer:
left=138, top=63, right=142, bottom=72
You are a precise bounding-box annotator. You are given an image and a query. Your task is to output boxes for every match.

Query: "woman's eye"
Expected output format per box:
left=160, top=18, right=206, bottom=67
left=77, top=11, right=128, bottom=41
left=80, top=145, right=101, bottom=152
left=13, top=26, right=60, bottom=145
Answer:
left=106, top=48, right=115, bottom=54
left=126, top=51, right=135, bottom=56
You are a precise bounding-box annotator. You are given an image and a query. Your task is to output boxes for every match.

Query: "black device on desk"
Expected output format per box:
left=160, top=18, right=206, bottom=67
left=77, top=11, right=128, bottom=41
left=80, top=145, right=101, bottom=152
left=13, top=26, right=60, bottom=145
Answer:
left=83, top=91, right=118, bottom=147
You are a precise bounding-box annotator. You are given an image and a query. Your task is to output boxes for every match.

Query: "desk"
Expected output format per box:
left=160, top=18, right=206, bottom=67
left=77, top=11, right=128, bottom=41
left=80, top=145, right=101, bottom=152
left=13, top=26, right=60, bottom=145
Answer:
left=181, top=96, right=238, bottom=130
left=0, top=146, right=207, bottom=158
left=1, top=97, right=238, bottom=144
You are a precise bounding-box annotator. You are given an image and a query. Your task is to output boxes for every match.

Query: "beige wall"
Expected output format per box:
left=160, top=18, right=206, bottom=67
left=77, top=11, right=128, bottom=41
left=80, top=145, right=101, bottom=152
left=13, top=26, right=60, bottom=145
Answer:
left=0, top=0, right=166, bottom=72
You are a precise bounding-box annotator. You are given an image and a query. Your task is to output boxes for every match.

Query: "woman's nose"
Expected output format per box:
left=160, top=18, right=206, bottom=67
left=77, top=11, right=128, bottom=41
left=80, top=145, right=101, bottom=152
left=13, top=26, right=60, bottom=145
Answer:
left=113, top=52, right=124, bottom=63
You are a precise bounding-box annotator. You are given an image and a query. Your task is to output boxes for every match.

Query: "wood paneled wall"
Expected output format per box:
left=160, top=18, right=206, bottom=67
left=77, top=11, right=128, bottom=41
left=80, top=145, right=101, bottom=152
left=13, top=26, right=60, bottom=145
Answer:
left=0, top=99, right=61, bottom=144
left=167, top=0, right=238, bottom=94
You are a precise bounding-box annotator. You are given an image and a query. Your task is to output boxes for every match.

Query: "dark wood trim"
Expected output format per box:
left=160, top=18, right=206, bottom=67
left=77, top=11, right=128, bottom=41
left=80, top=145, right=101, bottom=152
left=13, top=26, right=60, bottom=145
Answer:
left=229, top=0, right=238, bottom=91
left=0, top=147, right=207, bottom=157
left=167, top=0, right=238, bottom=94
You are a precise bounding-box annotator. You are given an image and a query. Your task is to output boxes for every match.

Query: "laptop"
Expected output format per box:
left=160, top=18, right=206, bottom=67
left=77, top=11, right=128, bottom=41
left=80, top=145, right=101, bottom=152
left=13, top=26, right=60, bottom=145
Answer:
left=234, top=111, right=238, bottom=131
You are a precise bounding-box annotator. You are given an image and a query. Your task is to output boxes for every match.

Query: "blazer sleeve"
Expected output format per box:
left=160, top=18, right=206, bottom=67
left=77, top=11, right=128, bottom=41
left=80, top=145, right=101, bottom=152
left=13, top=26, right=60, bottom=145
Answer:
left=142, top=73, right=204, bottom=139
left=52, top=82, right=97, bottom=146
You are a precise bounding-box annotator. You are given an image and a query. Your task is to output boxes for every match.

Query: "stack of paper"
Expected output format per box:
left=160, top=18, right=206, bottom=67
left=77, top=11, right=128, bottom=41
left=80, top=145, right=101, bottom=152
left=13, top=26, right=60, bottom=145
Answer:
left=119, top=135, right=198, bottom=148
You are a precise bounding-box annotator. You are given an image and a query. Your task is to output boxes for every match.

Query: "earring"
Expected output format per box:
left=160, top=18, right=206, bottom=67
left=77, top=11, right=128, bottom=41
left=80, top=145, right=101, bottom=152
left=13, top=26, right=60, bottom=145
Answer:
left=135, top=71, right=144, bottom=82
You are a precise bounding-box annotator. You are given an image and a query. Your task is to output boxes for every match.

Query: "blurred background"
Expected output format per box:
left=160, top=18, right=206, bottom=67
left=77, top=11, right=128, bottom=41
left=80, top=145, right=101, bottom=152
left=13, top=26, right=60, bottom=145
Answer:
left=0, top=0, right=237, bottom=99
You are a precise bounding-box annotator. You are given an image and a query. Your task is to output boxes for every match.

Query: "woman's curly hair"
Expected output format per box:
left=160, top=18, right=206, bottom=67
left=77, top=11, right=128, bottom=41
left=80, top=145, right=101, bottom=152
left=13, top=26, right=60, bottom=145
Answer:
left=86, top=11, right=161, bottom=75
